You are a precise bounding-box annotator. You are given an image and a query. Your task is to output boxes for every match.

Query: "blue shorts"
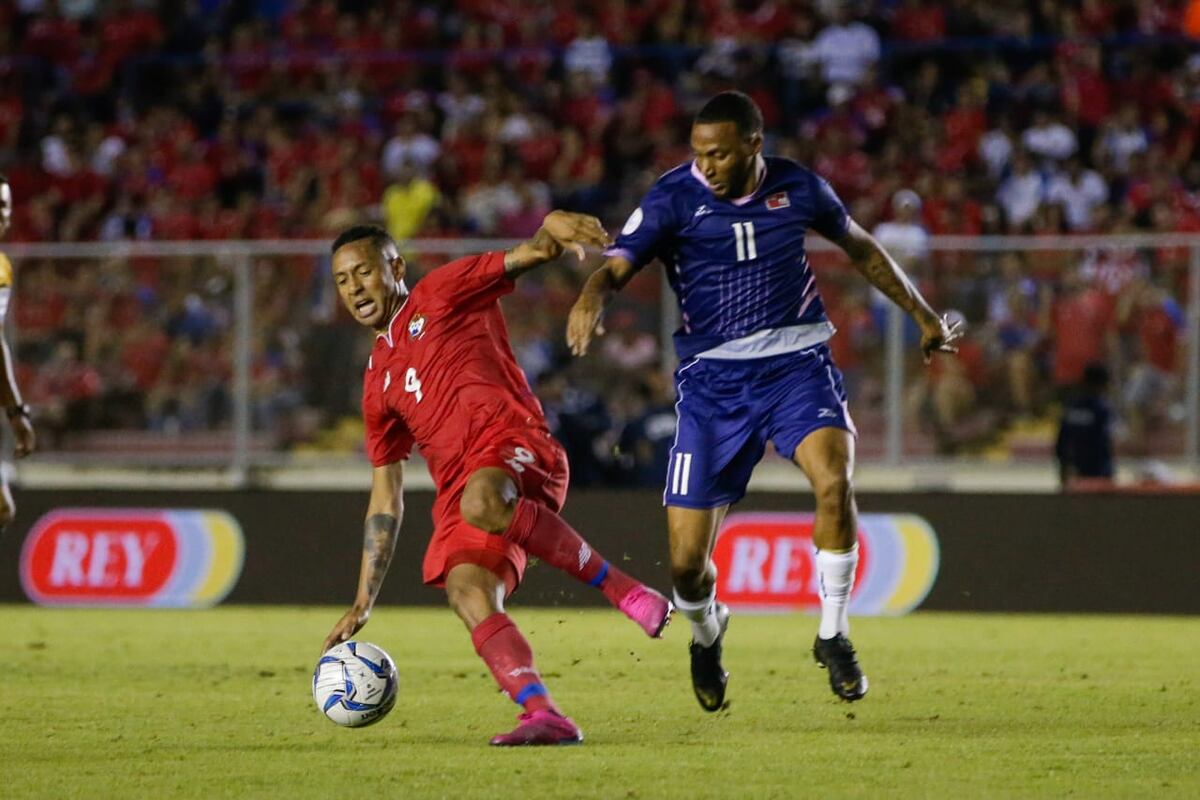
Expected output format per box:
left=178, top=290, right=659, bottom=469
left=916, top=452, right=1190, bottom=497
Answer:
left=664, top=344, right=856, bottom=509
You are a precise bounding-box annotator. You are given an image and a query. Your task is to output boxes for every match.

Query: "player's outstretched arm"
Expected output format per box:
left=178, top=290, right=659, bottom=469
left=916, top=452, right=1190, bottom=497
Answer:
left=835, top=220, right=964, bottom=363
left=566, top=254, right=639, bottom=356
left=503, top=210, right=611, bottom=278
left=322, top=461, right=405, bottom=653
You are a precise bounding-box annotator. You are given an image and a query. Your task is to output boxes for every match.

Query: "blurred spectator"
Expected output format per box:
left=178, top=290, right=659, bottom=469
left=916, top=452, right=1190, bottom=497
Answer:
left=1116, top=279, right=1184, bottom=453
left=563, top=13, right=613, bottom=84
left=979, top=114, right=1017, bottom=180
left=890, top=0, right=946, bottom=42
left=905, top=309, right=989, bottom=453
left=1095, top=104, right=1148, bottom=175
left=812, top=4, right=881, bottom=88
left=1050, top=268, right=1113, bottom=394
left=1056, top=362, right=1114, bottom=487
left=777, top=11, right=821, bottom=111
left=30, top=339, right=103, bottom=446
left=996, top=151, right=1045, bottom=230
left=871, top=189, right=928, bottom=267
left=436, top=73, right=486, bottom=138
left=498, top=178, right=551, bottom=238
left=1021, top=109, right=1078, bottom=165
left=1046, top=156, right=1108, bottom=232
left=382, top=162, right=440, bottom=242
left=613, top=372, right=677, bottom=487
left=381, top=115, right=441, bottom=181
left=539, top=369, right=611, bottom=487
left=986, top=253, right=1046, bottom=418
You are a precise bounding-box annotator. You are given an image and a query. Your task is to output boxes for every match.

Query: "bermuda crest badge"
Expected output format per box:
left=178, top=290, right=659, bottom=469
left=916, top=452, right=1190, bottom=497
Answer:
left=408, top=313, right=427, bottom=339
left=766, top=191, right=790, bottom=210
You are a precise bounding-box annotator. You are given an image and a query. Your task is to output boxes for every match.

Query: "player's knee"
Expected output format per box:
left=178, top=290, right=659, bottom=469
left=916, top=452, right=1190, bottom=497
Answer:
left=813, top=473, right=853, bottom=514
left=0, top=503, right=14, bottom=530
left=459, top=487, right=513, bottom=533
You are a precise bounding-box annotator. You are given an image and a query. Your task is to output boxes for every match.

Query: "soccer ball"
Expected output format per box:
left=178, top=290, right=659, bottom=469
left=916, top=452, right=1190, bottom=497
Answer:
left=312, top=641, right=399, bottom=727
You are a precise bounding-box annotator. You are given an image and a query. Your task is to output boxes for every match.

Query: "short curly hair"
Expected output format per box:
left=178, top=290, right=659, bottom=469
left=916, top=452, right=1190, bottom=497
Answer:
left=695, top=91, right=764, bottom=139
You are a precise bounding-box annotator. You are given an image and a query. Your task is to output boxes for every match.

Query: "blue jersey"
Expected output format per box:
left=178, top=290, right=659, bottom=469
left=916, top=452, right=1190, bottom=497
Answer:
left=607, top=156, right=851, bottom=361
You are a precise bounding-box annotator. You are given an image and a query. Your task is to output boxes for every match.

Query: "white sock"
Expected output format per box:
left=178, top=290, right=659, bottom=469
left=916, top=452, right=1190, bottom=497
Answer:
left=674, top=585, right=720, bottom=647
left=816, top=545, right=858, bottom=640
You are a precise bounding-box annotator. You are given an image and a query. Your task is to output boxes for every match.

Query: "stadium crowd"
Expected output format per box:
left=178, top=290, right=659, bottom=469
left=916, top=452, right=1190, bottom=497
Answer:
left=1, top=0, right=1197, bottom=475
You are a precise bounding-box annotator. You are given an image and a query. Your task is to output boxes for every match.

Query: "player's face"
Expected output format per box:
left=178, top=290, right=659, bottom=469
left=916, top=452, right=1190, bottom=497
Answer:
left=0, top=182, right=11, bottom=239
left=332, top=240, right=407, bottom=331
left=691, top=122, right=762, bottom=199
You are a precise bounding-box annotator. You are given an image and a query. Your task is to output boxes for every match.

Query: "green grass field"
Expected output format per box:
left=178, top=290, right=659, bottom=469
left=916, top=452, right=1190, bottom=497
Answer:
left=2, top=606, right=1197, bottom=799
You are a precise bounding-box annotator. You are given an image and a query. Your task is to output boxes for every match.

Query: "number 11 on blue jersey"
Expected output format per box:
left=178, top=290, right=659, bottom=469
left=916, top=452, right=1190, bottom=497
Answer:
left=732, top=222, right=757, bottom=262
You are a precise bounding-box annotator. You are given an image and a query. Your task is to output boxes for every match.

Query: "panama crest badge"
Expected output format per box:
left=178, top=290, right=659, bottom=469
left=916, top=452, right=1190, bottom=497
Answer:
left=408, top=313, right=427, bottom=339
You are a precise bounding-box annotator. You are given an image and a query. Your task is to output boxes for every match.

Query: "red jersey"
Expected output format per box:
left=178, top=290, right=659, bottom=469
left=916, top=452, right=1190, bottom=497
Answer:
left=1052, top=288, right=1112, bottom=386
left=362, top=252, right=546, bottom=488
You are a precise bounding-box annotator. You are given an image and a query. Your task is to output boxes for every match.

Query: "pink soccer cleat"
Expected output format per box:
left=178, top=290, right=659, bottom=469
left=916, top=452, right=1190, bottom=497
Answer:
left=489, top=710, right=583, bottom=746
left=618, top=585, right=674, bottom=638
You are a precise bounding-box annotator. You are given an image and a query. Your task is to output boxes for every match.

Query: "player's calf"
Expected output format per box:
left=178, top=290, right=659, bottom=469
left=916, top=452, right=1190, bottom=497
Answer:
left=471, top=612, right=562, bottom=716
left=468, top=612, right=584, bottom=746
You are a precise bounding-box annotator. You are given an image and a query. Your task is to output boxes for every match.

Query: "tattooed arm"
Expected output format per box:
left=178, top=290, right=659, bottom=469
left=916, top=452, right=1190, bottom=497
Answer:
left=504, top=210, right=612, bottom=278
left=835, top=220, right=963, bottom=362
left=322, top=461, right=405, bottom=653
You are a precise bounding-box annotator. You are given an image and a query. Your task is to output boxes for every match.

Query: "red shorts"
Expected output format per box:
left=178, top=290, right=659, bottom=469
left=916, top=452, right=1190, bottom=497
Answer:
left=422, top=428, right=568, bottom=596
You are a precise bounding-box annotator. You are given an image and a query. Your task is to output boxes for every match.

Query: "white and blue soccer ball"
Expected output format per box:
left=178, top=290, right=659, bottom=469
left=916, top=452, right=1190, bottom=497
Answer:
left=312, top=641, right=399, bottom=727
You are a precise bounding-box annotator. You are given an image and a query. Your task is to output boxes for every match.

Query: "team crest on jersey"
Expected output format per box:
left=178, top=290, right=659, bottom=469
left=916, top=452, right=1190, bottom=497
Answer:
left=408, top=313, right=427, bottom=339
left=766, top=191, right=790, bottom=210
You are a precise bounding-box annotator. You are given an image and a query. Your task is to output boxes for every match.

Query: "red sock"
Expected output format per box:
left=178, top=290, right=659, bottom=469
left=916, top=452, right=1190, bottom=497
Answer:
left=471, top=613, right=559, bottom=715
left=503, top=498, right=639, bottom=607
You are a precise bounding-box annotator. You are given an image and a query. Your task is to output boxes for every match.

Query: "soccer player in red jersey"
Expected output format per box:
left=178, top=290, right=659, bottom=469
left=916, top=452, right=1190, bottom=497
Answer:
left=321, top=214, right=673, bottom=746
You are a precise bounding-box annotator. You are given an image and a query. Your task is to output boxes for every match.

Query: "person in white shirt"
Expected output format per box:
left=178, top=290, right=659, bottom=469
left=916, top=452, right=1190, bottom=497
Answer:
left=1096, top=104, right=1148, bottom=174
left=1046, top=157, right=1109, bottom=231
left=436, top=74, right=486, bottom=139
left=1021, top=109, right=1078, bottom=164
left=381, top=115, right=441, bottom=181
left=997, top=151, right=1045, bottom=230
left=871, top=189, right=929, bottom=268
left=979, top=114, right=1016, bottom=179
left=564, top=15, right=613, bottom=84
left=812, top=5, right=881, bottom=87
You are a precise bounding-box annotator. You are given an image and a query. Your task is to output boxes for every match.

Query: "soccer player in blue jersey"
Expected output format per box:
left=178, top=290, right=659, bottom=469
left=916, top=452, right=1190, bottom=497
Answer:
left=567, top=92, right=962, bottom=708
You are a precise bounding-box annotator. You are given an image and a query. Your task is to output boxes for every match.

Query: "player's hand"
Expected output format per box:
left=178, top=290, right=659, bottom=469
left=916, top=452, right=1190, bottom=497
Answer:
left=567, top=293, right=606, bottom=357
left=322, top=605, right=369, bottom=655
left=918, top=310, right=966, bottom=364
left=10, top=414, right=35, bottom=459
left=539, top=210, right=612, bottom=261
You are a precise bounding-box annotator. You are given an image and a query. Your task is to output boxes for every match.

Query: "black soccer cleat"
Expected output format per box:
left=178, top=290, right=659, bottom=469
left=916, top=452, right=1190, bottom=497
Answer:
left=813, top=633, right=869, bottom=702
left=689, top=603, right=731, bottom=712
